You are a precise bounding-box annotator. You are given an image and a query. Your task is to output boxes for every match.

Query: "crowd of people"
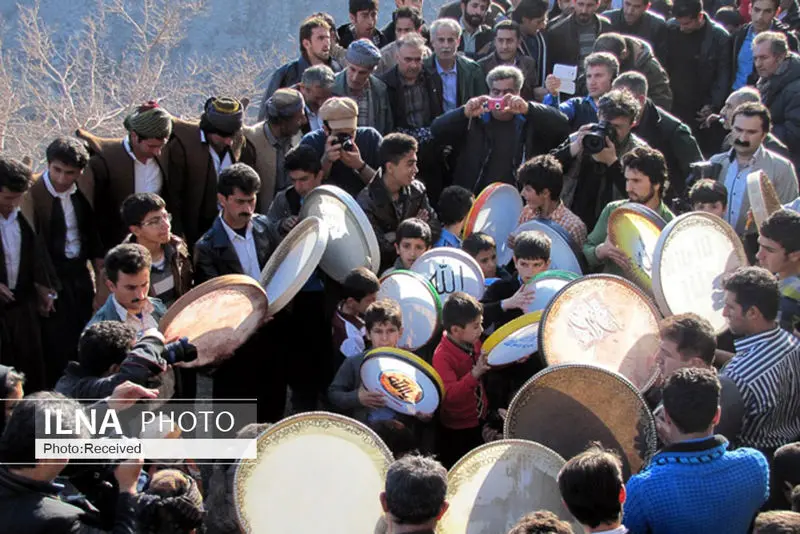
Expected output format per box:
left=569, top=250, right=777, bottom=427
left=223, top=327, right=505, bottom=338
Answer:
left=1, top=0, right=800, bottom=530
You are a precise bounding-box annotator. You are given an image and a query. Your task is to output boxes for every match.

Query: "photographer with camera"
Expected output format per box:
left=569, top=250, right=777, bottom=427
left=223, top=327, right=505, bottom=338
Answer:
left=431, top=65, right=570, bottom=195
left=552, top=88, right=647, bottom=230
left=0, top=391, right=145, bottom=533
left=300, top=96, right=382, bottom=199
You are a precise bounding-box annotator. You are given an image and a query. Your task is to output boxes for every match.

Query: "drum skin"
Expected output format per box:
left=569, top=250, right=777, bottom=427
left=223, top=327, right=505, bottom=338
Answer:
left=608, top=204, right=665, bottom=294
left=463, top=183, right=524, bottom=267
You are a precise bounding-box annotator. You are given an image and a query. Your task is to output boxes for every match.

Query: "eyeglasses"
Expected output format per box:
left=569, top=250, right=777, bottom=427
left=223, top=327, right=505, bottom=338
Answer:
left=141, top=213, right=172, bottom=228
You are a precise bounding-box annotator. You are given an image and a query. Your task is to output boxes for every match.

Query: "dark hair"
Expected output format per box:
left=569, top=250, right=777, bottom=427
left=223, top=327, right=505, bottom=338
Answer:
left=659, top=313, right=717, bottom=366
left=597, top=88, right=641, bottom=123
left=0, top=156, right=32, bottom=193
left=438, top=186, right=474, bottom=226
left=689, top=178, right=728, bottom=209
left=138, top=469, right=205, bottom=534
left=771, top=442, right=800, bottom=510
left=494, top=19, right=522, bottom=38
left=384, top=454, right=448, bottom=525
left=285, top=144, right=322, bottom=175
left=0, top=391, right=87, bottom=465
left=104, top=243, right=152, bottom=284
left=753, top=511, right=800, bottom=533
left=342, top=266, right=381, bottom=301
left=714, top=6, right=743, bottom=27
left=584, top=51, right=620, bottom=78
left=46, top=136, right=90, bottom=169
left=121, top=192, right=166, bottom=227
left=593, top=33, right=627, bottom=59
left=79, top=321, right=137, bottom=376
left=751, top=0, right=781, bottom=10
left=462, top=232, right=496, bottom=257
left=513, top=0, right=550, bottom=22
left=517, top=154, right=564, bottom=200
left=299, top=16, right=331, bottom=57
left=558, top=444, right=624, bottom=528
left=370, top=419, right=417, bottom=459
left=662, top=367, right=721, bottom=433
left=396, top=218, right=432, bottom=247
left=218, top=163, right=261, bottom=197
left=722, top=266, right=780, bottom=321
left=621, top=146, right=668, bottom=192
left=761, top=209, right=800, bottom=254
left=442, top=291, right=483, bottom=330
left=350, top=0, right=378, bottom=15
left=365, top=298, right=403, bottom=331
left=514, top=230, right=551, bottom=261
left=612, top=71, right=648, bottom=98
left=380, top=133, right=418, bottom=170
left=394, top=6, right=424, bottom=28
left=507, top=511, right=574, bottom=534
left=672, top=0, right=703, bottom=18
left=731, top=101, right=772, bottom=134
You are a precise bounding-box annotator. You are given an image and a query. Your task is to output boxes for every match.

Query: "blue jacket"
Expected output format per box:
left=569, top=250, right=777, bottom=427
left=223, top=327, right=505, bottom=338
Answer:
left=87, top=295, right=166, bottom=329
left=543, top=94, right=598, bottom=130
left=623, top=436, right=768, bottom=534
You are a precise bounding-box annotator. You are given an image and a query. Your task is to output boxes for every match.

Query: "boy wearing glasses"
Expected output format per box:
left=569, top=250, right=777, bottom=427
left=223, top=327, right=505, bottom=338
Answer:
left=121, top=192, right=192, bottom=307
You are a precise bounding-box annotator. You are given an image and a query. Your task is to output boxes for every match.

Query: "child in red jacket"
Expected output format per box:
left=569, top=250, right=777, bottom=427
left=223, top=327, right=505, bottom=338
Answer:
left=433, top=292, right=490, bottom=468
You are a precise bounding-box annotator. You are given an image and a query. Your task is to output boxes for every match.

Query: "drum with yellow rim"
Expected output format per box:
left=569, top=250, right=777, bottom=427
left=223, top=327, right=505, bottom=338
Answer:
left=483, top=311, right=543, bottom=366
left=360, top=347, right=445, bottom=416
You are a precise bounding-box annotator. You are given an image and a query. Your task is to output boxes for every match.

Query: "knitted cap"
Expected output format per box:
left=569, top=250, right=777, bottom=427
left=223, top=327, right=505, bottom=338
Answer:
left=202, top=96, right=244, bottom=136
left=266, top=88, right=305, bottom=119
left=123, top=101, right=173, bottom=139
left=319, top=97, right=359, bottom=131
left=346, top=39, right=381, bottom=68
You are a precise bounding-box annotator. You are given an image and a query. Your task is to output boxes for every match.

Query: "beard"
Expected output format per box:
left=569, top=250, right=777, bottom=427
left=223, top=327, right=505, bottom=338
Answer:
left=465, top=13, right=484, bottom=27
left=630, top=186, right=656, bottom=205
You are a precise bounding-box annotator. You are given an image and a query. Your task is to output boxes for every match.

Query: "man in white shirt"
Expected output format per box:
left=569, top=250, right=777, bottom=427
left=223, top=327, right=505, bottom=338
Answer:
left=0, top=157, right=58, bottom=393
left=193, top=163, right=286, bottom=422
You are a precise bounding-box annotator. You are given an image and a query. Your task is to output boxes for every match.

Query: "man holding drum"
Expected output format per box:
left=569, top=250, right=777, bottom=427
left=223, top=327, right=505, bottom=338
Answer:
left=757, top=209, right=800, bottom=333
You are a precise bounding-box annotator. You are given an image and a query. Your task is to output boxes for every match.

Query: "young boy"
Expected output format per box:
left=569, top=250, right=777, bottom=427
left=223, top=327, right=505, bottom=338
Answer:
left=462, top=232, right=512, bottom=287
left=757, top=209, right=800, bottom=334
left=331, top=267, right=381, bottom=368
left=689, top=178, right=728, bottom=218
left=433, top=292, right=490, bottom=468
left=383, top=217, right=432, bottom=275
left=434, top=185, right=474, bottom=248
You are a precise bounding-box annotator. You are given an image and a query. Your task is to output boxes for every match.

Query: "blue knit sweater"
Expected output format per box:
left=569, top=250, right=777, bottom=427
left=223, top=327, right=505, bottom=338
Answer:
left=623, top=436, right=769, bottom=534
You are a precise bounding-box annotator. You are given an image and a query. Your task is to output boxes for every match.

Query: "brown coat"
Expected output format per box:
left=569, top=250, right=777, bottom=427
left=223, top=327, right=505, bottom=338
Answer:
left=240, top=122, right=302, bottom=214
left=122, top=233, right=193, bottom=299
left=75, top=129, right=169, bottom=252
left=478, top=53, right=540, bottom=102
left=166, top=119, right=245, bottom=248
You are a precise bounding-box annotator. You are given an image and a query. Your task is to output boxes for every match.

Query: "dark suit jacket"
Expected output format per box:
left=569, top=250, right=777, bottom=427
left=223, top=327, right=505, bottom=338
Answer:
left=480, top=277, right=521, bottom=332
left=193, top=214, right=280, bottom=285
left=380, top=66, right=444, bottom=129
left=424, top=54, right=488, bottom=110
left=545, top=13, right=611, bottom=83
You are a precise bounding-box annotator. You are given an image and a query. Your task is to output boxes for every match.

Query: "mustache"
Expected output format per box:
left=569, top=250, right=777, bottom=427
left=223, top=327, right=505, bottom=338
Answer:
left=733, top=139, right=751, bottom=147
left=239, top=212, right=252, bottom=218
left=131, top=297, right=142, bottom=304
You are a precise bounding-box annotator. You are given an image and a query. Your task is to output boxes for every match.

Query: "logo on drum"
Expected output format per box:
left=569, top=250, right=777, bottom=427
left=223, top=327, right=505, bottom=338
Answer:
left=430, top=263, right=464, bottom=294
left=379, top=371, right=424, bottom=404
left=567, top=296, right=622, bottom=349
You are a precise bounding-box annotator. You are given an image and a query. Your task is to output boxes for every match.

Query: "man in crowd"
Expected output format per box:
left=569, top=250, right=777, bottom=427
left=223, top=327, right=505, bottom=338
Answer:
left=732, top=0, right=798, bottom=91
left=338, top=0, right=388, bottom=49
left=376, top=7, right=431, bottom=75
left=708, top=102, right=797, bottom=235
left=300, top=96, right=382, bottom=199
left=88, top=243, right=167, bottom=333
left=432, top=65, right=569, bottom=194
left=380, top=454, right=450, bottom=532
left=655, top=313, right=744, bottom=443
left=664, top=0, right=731, bottom=138
left=333, top=39, right=394, bottom=135
left=241, top=89, right=306, bottom=213
left=708, top=86, right=791, bottom=157
left=167, top=96, right=246, bottom=247
left=753, top=31, right=800, bottom=169
left=24, top=137, right=103, bottom=387
left=512, top=0, right=550, bottom=95
left=557, top=445, right=629, bottom=533
left=552, top=89, right=646, bottom=230
left=78, top=102, right=172, bottom=251
left=545, top=0, right=611, bottom=89
left=297, top=65, right=335, bottom=134
left=604, top=0, right=668, bottom=61
left=194, top=164, right=286, bottom=422
left=612, top=72, right=703, bottom=200
left=425, top=18, right=488, bottom=113
left=721, top=266, right=800, bottom=455
left=583, top=146, right=674, bottom=275
left=544, top=51, right=618, bottom=129
left=381, top=0, right=425, bottom=43
left=0, top=157, right=56, bottom=393
left=624, top=368, right=769, bottom=532
left=259, top=15, right=341, bottom=113
left=593, top=32, right=673, bottom=110
left=757, top=209, right=800, bottom=332
left=479, top=20, right=540, bottom=101
left=439, top=0, right=507, bottom=27
left=459, top=0, right=495, bottom=58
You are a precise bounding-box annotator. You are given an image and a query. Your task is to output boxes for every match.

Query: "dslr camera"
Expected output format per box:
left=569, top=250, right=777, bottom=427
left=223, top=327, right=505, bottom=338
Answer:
left=582, top=121, right=616, bottom=154
left=334, top=133, right=356, bottom=152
